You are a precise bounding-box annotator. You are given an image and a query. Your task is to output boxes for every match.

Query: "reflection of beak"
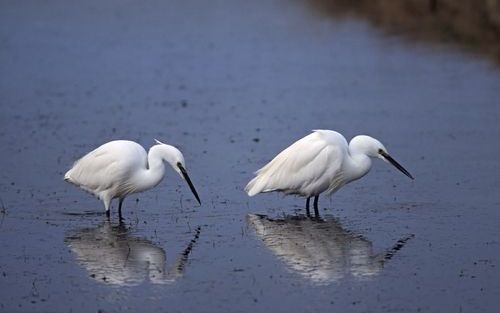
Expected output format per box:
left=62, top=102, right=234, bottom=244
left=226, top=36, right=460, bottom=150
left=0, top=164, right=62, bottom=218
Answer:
left=379, top=151, right=414, bottom=180
left=178, top=164, right=201, bottom=205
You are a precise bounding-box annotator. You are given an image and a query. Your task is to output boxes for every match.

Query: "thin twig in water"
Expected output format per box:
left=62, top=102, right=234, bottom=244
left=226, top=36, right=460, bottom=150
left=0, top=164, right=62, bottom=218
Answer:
left=31, top=278, right=39, bottom=297
left=0, top=198, right=6, bottom=228
left=0, top=197, right=6, bottom=214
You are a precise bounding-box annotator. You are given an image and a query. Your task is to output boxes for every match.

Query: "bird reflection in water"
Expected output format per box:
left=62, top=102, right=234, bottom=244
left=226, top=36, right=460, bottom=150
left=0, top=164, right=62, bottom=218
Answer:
left=247, top=213, right=413, bottom=285
left=65, top=222, right=201, bottom=286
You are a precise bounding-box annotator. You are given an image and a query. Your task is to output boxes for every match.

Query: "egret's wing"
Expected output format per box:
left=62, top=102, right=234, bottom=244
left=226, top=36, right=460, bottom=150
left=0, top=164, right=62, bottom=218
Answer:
left=64, top=142, right=145, bottom=195
left=65, top=149, right=122, bottom=191
left=246, top=131, right=345, bottom=196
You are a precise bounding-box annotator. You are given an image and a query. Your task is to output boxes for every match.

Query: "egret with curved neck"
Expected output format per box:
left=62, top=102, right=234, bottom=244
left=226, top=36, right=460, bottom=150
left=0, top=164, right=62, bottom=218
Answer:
left=245, top=130, right=413, bottom=214
left=65, top=139, right=201, bottom=218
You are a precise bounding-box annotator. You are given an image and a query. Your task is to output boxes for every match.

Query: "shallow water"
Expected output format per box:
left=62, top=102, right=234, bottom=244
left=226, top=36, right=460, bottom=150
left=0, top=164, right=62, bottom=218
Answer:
left=1, top=1, right=500, bottom=312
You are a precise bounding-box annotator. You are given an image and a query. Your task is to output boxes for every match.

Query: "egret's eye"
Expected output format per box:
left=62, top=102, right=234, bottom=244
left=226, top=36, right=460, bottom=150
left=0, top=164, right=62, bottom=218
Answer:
left=177, top=162, right=182, bottom=167
left=378, top=149, right=384, bottom=154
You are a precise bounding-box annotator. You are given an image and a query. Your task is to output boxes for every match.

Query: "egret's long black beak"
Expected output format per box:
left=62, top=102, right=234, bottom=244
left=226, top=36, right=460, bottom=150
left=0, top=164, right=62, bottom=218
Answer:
left=178, top=164, right=201, bottom=205
left=380, top=151, right=414, bottom=180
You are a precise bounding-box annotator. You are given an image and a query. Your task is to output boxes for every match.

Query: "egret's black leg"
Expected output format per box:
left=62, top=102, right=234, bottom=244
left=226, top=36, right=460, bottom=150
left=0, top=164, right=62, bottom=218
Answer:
left=313, top=195, right=319, bottom=217
left=305, top=197, right=311, bottom=216
left=106, top=210, right=110, bottom=219
left=118, top=198, right=124, bottom=220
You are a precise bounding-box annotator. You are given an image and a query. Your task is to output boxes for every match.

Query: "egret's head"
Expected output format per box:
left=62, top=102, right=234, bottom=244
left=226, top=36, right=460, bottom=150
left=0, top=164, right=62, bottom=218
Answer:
left=154, top=139, right=201, bottom=204
left=350, top=135, right=387, bottom=158
left=350, top=135, right=413, bottom=180
left=154, top=139, right=185, bottom=173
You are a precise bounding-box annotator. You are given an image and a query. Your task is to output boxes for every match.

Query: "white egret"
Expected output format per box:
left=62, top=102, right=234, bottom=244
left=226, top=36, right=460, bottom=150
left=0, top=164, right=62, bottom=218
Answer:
left=64, top=139, right=201, bottom=218
left=245, top=130, right=413, bottom=213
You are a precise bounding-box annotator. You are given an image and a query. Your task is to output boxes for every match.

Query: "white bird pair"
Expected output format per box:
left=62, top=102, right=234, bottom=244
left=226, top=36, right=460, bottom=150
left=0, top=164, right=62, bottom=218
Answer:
left=65, top=130, right=413, bottom=218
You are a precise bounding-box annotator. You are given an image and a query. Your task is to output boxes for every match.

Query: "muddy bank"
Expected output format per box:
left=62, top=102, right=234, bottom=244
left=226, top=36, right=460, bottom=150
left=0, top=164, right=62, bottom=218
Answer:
left=309, top=0, right=500, bottom=63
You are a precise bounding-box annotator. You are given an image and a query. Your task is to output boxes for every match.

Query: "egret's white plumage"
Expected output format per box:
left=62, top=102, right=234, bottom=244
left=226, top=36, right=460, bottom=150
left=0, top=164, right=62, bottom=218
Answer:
left=65, top=139, right=200, bottom=217
left=245, top=130, right=413, bottom=210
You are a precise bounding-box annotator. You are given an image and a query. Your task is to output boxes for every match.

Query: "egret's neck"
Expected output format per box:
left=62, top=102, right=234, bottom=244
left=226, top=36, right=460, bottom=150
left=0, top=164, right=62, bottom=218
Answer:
left=149, top=145, right=168, bottom=178
left=131, top=146, right=167, bottom=193
left=345, top=145, right=372, bottom=183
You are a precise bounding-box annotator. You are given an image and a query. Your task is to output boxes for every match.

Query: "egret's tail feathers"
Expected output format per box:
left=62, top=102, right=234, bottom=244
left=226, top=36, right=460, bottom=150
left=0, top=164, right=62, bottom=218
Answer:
left=245, top=176, right=267, bottom=196
left=64, top=170, right=72, bottom=182
left=64, top=169, right=79, bottom=185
